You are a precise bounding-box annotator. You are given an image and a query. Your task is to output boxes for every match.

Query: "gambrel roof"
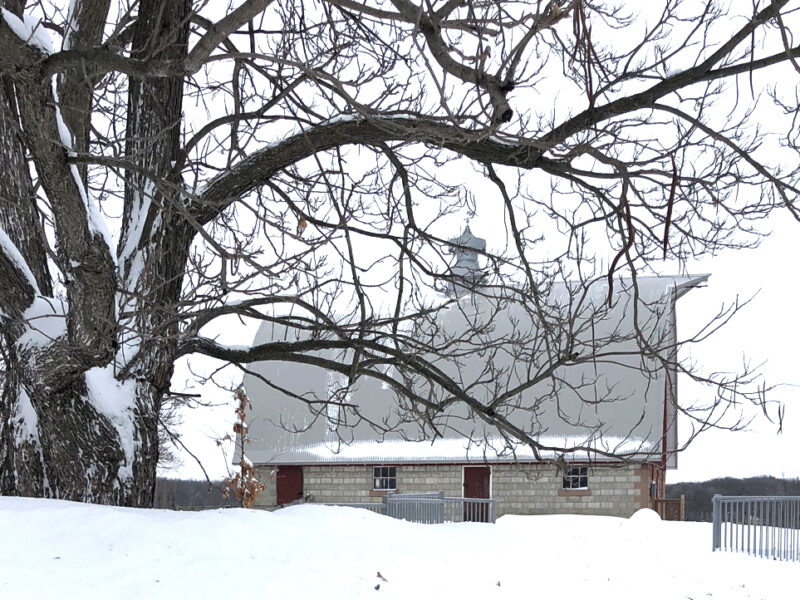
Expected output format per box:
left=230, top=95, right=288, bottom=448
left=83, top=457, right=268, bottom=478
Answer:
left=241, top=275, right=708, bottom=467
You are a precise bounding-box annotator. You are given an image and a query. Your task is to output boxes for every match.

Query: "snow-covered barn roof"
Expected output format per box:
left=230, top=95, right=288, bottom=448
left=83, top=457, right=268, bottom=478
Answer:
left=241, top=275, right=708, bottom=467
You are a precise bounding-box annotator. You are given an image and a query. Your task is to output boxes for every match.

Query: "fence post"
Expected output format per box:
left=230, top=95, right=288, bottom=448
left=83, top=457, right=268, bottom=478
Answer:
left=712, top=495, right=722, bottom=551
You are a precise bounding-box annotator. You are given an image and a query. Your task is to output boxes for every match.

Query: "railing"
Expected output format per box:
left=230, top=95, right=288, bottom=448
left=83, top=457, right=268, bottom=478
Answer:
left=325, top=491, right=496, bottom=524
left=712, top=495, right=800, bottom=561
left=384, top=492, right=496, bottom=524
left=327, top=502, right=385, bottom=515
left=443, top=496, right=497, bottom=523
left=384, top=493, right=445, bottom=524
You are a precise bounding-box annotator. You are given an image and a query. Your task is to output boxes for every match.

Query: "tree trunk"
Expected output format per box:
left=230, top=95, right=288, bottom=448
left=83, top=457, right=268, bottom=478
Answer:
left=0, top=0, right=191, bottom=507
left=1, top=349, right=161, bottom=506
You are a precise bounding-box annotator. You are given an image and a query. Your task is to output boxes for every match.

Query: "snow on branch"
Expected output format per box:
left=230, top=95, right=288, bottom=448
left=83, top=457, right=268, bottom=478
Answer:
left=117, top=180, right=153, bottom=265
left=0, top=226, right=40, bottom=296
left=51, top=79, right=115, bottom=257
left=177, top=336, right=359, bottom=362
left=62, top=0, right=80, bottom=51
left=0, top=8, right=53, bottom=54
left=15, top=296, right=67, bottom=350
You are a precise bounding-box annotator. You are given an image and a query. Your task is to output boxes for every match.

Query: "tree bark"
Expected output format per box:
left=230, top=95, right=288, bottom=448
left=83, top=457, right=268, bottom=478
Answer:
left=58, top=0, right=112, bottom=185
left=0, top=0, right=192, bottom=507
left=115, top=0, right=194, bottom=505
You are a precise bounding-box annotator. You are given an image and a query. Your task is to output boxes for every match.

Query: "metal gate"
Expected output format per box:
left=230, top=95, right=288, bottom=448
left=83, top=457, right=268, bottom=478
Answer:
left=712, top=495, right=800, bottom=561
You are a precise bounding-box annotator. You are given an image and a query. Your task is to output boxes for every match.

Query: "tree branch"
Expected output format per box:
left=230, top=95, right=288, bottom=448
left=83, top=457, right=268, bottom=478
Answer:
left=0, top=16, right=116, bottom=362
left=184, top=0, right=274, bottom=73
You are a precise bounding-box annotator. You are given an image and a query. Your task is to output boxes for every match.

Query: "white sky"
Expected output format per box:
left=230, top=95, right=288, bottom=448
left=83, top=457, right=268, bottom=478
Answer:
left=667, top=213, right=800, bottom=482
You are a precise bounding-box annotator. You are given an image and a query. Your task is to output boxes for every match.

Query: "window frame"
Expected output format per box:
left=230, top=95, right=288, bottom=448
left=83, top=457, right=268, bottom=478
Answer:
left=562, top=465, right=589, bottom=490
left=373, top=466, right=397, bottom=491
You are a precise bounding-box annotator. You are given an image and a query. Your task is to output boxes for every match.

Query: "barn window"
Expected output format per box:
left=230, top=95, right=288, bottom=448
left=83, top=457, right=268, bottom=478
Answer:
left=373, top=466, right=397, bottom=490
left=562, top=466, right=589, bottom=489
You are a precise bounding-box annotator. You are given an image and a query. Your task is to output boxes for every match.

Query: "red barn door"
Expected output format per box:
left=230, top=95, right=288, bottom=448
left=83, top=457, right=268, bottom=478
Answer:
left=463, top=466, right=491, bottom=522
left=276, top=466, right=303, bottom=505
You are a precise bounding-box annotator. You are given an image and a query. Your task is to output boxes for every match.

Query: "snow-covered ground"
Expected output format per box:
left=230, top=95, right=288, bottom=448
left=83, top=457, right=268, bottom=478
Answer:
left=0, top=498, right=795, bottom=599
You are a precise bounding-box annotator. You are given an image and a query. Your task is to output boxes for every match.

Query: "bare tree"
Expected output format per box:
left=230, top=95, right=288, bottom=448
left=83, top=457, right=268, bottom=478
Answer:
left=0, top=0, right=797, bottom=506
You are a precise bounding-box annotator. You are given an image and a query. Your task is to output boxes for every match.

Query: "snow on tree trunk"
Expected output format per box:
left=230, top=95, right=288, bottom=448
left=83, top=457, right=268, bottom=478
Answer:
left=2, top=313, right=161, bottom=505
left=0, top=0, right=190, bottom=506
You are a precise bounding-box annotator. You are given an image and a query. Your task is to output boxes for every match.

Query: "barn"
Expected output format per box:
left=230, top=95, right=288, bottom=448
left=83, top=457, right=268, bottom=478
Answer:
left=241, top=227, right=707, bottom=518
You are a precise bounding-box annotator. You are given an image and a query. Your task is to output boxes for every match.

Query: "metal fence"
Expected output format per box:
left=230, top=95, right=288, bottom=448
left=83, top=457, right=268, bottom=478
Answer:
left=327, top=491, right=496, bottom=524
left=327, top=502, right=385, bottom=515
left=442, top=496, right=497, bottom=523
left=712, top=495, right=800, bottom=561
left=384, top=493, right=445, bottom=524
left=386, top=492, right=496, bottom=524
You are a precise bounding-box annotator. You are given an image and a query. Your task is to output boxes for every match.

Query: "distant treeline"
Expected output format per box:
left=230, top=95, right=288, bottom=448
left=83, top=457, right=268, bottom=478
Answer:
left=666, top=476, right=800, bottom=522
left=154, top=478, right=232, bottom=509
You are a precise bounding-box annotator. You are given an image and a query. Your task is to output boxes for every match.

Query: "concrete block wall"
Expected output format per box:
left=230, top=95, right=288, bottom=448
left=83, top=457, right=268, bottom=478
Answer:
left=305, top=464, right=463, bottom=504
left=303, top=464, right=379, bottom=504
left=254, top=464, right=463, bottom=508
left=492, top=463, right=648, bottom=517
left=254, top=462, right=659, bottom=517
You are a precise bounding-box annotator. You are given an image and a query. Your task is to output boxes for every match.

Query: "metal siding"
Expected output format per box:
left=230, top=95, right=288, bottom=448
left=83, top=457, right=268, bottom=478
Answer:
left=242, top=276, right=706, bottom=465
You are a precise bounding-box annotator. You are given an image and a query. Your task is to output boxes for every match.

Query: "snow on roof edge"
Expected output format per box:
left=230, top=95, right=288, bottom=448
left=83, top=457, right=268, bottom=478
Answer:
left=243, top=436, right=661, bottom=466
